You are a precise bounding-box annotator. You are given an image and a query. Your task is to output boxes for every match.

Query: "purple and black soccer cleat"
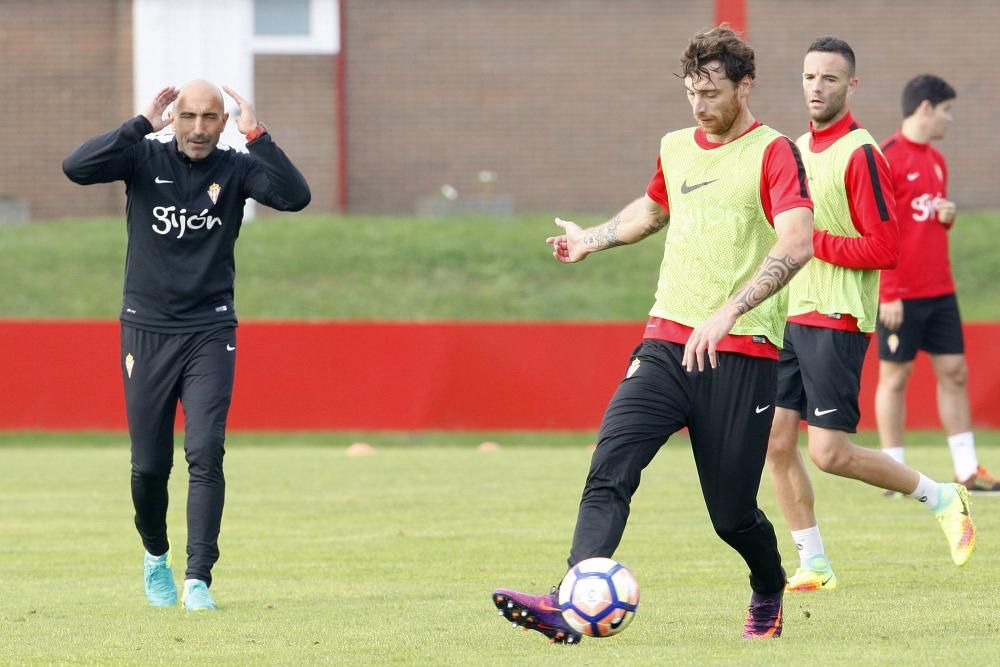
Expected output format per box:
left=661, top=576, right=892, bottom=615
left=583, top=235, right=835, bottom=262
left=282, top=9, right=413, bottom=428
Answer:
left=492, top=587, right=583, bottom=644
left=742, top=589, right=783, bottom=639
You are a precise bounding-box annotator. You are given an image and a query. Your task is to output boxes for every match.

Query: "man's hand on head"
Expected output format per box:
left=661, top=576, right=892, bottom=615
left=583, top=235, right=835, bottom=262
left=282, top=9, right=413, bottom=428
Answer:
left=142, top=86, right=179, bottom=132
left=222, top=86, right=258, bottom=134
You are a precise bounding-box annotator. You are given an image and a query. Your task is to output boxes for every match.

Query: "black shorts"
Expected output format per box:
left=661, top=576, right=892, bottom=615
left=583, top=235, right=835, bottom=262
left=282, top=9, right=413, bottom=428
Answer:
left=776, top=323, right=870, bottom=433
left=877, top=293, right=964, bottom=362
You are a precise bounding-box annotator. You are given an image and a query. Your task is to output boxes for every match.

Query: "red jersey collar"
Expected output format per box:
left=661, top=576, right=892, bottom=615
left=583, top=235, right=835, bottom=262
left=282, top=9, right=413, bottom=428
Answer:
left=895, top=129, right=931, bottom=153
left=694, top=120, right=763, bottom=149
left=808, top=111, right=860, bottom=150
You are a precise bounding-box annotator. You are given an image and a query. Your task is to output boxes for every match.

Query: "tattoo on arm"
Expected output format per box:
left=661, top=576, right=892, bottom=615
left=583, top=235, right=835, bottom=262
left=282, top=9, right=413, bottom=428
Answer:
left=638, top=213, right=669, bottom=239
left=583, top=216, right=625, bottom=250
left=730, top=254, right=803, bottom=315
left=582, top=210, right=668, bottom=251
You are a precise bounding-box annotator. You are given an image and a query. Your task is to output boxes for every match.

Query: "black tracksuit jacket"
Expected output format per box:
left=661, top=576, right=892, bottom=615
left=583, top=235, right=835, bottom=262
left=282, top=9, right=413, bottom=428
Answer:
left=63, top=115, right=311, bottom=332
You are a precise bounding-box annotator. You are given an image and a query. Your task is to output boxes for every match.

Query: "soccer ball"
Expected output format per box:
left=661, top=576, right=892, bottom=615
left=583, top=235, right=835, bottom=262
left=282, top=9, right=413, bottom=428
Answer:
left=558, top=557, right=639, bottom=638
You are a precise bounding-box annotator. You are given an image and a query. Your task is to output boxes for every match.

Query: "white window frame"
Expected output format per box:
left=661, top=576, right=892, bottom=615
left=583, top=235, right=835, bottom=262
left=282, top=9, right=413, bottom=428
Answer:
left=253, top=0, right=339, bottom=54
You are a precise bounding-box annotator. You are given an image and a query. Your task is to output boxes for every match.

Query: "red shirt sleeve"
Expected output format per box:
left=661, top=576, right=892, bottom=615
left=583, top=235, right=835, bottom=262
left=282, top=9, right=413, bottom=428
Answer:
left=877, top=139, right=904, bottom=300
left=812, top=145, right=899, bottom=270
left=646, top=156, right=669, bottom=213
left=760, top=137, right=812, bottom=225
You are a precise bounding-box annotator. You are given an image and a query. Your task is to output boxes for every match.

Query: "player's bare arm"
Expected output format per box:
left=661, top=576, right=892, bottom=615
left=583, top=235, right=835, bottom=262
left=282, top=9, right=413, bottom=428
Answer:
left=547, top=195, right=669, bottom=263
left=142, top=86, right=180, bottom=132
left=223, top=86, right=259, bottom=134
left=683, top=206, right=813, bottom=372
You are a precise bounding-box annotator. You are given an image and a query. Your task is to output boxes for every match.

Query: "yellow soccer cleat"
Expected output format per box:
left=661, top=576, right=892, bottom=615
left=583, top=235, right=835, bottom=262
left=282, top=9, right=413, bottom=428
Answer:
left=935, top=483, right=976, bottom=566
left=786, top=567, right=837, bottom=592
left=785, top=555, right=837, bottom=592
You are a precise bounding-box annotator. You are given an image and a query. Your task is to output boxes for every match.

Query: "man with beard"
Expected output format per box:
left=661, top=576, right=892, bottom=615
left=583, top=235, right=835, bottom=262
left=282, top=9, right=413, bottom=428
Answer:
left=764, top=38, right=975, bottom=595
left=491, top=25, right=815, bottom=642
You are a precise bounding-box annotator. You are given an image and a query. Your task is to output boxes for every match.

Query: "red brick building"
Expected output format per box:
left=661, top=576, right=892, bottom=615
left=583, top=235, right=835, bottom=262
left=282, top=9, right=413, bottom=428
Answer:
left=2, top=0, right=996, bottom=221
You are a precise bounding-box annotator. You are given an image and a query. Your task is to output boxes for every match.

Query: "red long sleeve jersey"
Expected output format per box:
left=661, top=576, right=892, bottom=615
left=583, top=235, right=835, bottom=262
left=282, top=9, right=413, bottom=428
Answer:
left=788, top=112, right=898, bottom=332
left=878, top=131, right=955, bottom=301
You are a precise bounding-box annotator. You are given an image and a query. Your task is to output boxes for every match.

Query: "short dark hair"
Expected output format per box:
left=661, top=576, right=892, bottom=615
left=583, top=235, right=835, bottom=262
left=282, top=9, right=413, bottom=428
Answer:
left=680, top=25, right=755, bottom=83
left=901, top=74, right=956, bottom=117
left=806, top=36, right=856, bottom=77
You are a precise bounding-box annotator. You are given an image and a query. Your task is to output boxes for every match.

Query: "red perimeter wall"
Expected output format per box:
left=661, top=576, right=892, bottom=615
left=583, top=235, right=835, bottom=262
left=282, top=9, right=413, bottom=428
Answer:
left=3, top=321, right=999, bottom=431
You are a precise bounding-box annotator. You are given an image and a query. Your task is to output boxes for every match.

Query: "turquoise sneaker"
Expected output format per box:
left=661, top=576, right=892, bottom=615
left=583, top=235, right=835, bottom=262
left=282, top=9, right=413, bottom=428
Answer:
left=183, top=579, right=218, bottom=611
left=144, top=551, right=177, bottom=607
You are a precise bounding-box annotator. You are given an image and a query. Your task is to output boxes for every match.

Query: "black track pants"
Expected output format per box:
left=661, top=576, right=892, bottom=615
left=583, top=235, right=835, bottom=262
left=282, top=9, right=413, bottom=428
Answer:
left=568, top=339, right=785, bottom=595
left=122, top=324, right=236, bottom=586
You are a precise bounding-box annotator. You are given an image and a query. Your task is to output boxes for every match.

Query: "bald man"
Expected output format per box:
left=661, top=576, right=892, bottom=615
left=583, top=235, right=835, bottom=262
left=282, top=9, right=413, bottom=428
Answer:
left=64, top=81, right=311, bottom=610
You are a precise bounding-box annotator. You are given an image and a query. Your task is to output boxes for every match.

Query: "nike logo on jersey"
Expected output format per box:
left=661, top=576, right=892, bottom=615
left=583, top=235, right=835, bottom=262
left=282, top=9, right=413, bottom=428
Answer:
left=226, top=344, right=236, bottom=352
left=906, top=172, right=920, bottom=181
left=155, top=176, right=174, bottom=184
left=755, top=405, right=771, bottom=414
left=680, top=178, right=719, bottom=194
left=814, top=408, right=838, bottom=416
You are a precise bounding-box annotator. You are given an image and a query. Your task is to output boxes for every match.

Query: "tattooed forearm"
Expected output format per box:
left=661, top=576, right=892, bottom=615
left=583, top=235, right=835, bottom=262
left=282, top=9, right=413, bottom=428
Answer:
left=583, top=216, right=626, bottom=250
left=638, top=213, right=669, bottom=239
left=730, top=254, right=803, bottom=315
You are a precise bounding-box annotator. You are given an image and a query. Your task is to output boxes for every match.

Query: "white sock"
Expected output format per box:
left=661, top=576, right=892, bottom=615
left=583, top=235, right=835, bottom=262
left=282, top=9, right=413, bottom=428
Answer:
left=909, top=473, right=940, bottom=509
left=791, top=525, right=826, bottom=566
left=884, top=446, right=905, bottom=464
left=947, top=432, right=978, bottom=481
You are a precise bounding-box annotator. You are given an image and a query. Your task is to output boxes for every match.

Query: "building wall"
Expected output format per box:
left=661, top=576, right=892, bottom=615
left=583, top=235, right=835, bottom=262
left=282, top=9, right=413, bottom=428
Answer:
left=345, top=0, right=998, bottom=215
left=1, top=0, right=133, bottom=221
left=344, top=0, right=713, bottom=214
left=3, top=1, right=997, bottom=220
left=254, top=54, right=340, bottom=214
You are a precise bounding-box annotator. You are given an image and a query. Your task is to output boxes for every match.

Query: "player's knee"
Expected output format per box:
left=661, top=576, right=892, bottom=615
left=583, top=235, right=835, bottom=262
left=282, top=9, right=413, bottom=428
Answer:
left=808, top=443, right=849, bottom=474
left=766, top=431, right=797, bottom=462
left=710, top=514, right=754, bottom=544
left=184, top=437, right=225, bottom=473
left=879, top=364, right=913, bottom=392
left=131, top=459, right=172, bottom=480
left=938, top=361, right=968, bottom=389
left=766, top=408, right=800, bottom=459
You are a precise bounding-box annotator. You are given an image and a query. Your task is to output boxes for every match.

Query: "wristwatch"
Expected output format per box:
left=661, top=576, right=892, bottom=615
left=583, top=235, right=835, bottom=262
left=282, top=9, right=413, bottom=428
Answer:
left=245, top=123, right=268, bottom=143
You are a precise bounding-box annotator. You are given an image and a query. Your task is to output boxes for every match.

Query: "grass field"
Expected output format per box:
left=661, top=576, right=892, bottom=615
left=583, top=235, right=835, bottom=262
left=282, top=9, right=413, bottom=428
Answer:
left=4, top=211, right=999, bottom=664
left=2, top=431, right=998, bottom=665
left=2, top=211, right=999, bottom=321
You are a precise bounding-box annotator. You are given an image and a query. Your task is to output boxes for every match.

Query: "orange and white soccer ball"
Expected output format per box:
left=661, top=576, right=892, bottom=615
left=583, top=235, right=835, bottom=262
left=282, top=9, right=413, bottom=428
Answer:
left=558, top=557, right=640, bottom=637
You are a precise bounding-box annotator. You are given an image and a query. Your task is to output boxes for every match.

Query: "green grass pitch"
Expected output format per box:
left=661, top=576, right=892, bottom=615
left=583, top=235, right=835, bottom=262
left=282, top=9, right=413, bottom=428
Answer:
left=1, top=431, right=998, bottom=665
